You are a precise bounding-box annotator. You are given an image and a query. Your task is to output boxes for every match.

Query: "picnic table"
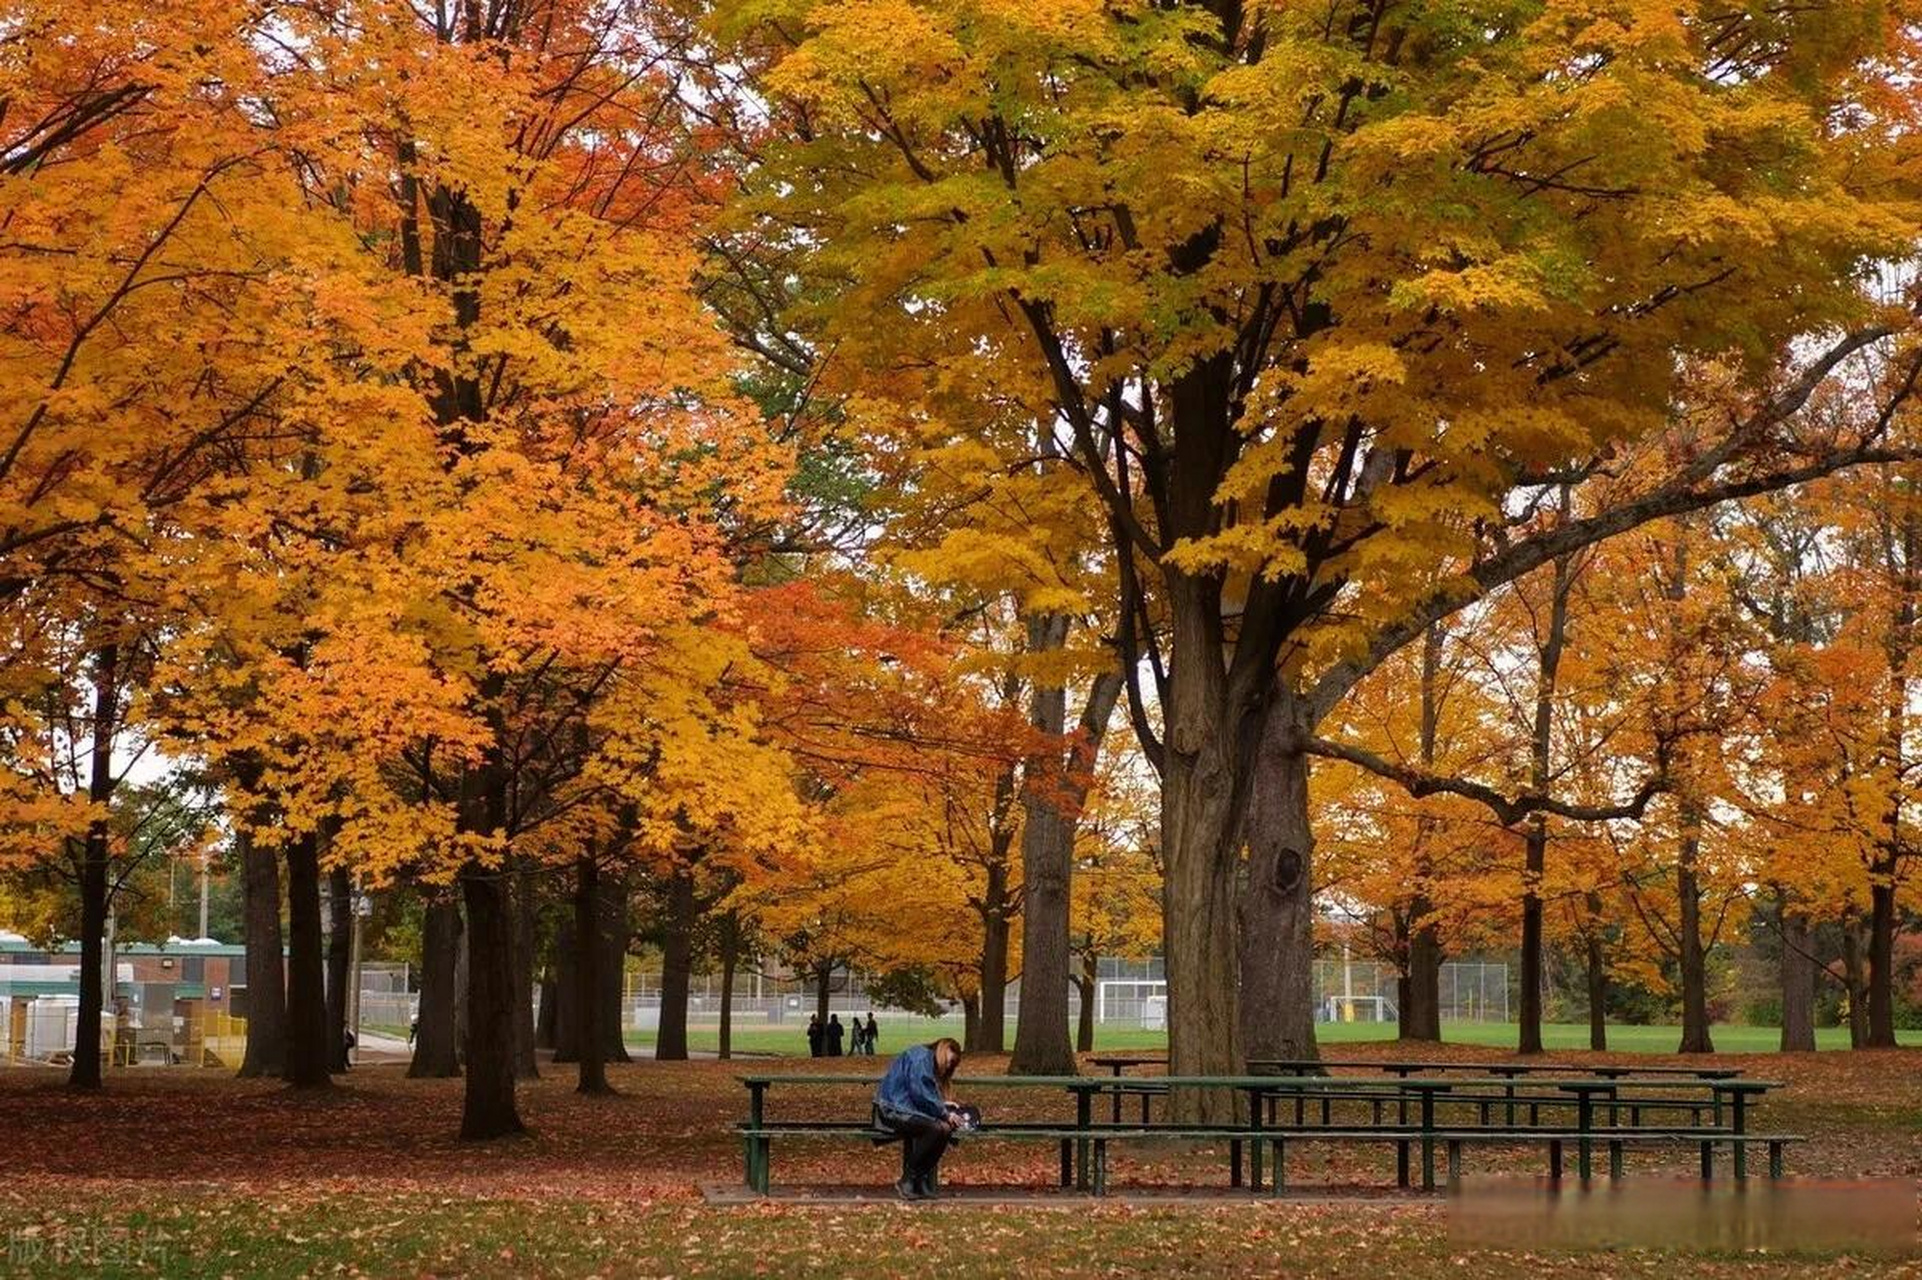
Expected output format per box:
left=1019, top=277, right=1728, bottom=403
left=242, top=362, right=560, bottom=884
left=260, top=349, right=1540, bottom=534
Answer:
left=736, top=1070, right=1794, bottom=1196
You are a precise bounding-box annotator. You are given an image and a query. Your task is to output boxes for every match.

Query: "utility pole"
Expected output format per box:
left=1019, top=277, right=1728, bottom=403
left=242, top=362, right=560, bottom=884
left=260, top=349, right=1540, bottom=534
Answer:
left=348, top=883, right=367, bottom=1063
left=198, top=850, right=211, bottom=940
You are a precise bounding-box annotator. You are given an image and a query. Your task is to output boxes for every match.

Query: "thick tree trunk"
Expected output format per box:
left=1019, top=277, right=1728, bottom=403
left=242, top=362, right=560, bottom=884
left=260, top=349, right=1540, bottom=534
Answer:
left=575, top=854, right=610, bottom=1095
left=1865, top=876, right=1899, bottom=1048
left=1074, top=953, right=1097, bottom=1054
left=1009, top=633, right=1120, bottom=1076
left=1403, top=924, right=1443, bottom=1042
left=718, top=912, right=739, bottom=1062
left=1676, top=815, right=1715, bottom=1055
left=961, top=991, right=980, bottom=1051
left=1779, top=899, right=1817, bottom=1053
left=597, top=870, right=631, bottom=1063
left=976, top=860, right=1011, bottom=1054
left=236, top=826, right=286, bottom=1078
left=459, top=863, right=524, bottom=1139
left=409, top=898, right=462, bottom=1078
left=655, top=869, right=696, bottom=1062
left=511, top=864, right=538, bottom=1079
left=68, top=642, right=120, bottom=1091
left=325, top=865, right=352, bottom=1073
left=282, top=831, right=330, bottom=1088
left=1238, top=698, right=1318, bottom=1072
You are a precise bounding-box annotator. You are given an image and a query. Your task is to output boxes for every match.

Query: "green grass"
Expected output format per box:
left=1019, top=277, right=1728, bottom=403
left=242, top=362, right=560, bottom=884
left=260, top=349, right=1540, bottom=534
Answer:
left=624, top=1016, right=1922, bottom=1057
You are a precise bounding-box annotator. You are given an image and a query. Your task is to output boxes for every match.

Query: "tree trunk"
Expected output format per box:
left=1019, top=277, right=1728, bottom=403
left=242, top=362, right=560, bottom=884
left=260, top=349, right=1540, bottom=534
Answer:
left=1401, top=624, right=1446, bottom=1042
left=409, top=897, right=462, bottom=1078
left=1865, top=875, right=1898, bottom=1048
left=1842, top=917, right=1870, bottom=1049
left=325, top=865, right=352, bottom=1073
left=1238, top=692, right=1319, bottom=1071
left=718, top=912, right=739, bottom=1062
left=655, top=869, right=696, bottom=1061
left=1403, top=924, right=1443, bottom=1042
left=511, top=863, right=538, bottom=1079
left=597, top=870, right=631, bottom=1063
left=1009, top=635, right=1120, bottom=1076
left=1519, top=538, right=1573, bottom=1056
left=961, top=991, right=980, bottom=1051
left=976, top=860, right=1011, bottom=1054
left=1074, top=953, right=1097, bottom=1054
left=236, top=825, right=286, bottom=1078
left=69, top=827, right=110, bottom=1090
left=535, top=966, right=558, bottom=1052
left=1584, top=895, right=1608, bottom=1053
left=1518, top=822, right=1547, bottom=1055
left=1779, top=899, right=1817, bottom=1053
left=1676, top=812, right=1715, bottom=1054
left=68, top=642, right=120, bottom=1091
left=814, top=961, right=833, bottom=1027
left=575, top=854, right=611, bottom=1095
left=282, top=830, right=330, bottom=1088
left=459, top=863, right=524, bottom=1138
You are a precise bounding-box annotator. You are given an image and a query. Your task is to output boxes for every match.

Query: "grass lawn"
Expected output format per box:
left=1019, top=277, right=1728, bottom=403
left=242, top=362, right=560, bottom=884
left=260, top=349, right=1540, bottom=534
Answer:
left=620, top=1015, right=1922, bottom=1057
left=2, top=1041, right=1917, bottom=1277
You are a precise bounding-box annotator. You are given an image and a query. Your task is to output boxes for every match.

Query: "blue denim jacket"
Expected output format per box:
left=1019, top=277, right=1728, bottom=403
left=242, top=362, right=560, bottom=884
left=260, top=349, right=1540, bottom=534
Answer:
left=874, top=1044, right=949, bottom=1123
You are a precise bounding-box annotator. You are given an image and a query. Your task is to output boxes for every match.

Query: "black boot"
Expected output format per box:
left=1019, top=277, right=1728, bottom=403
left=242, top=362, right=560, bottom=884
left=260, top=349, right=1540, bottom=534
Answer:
left=914, top=1167, right=940, bottom=1200
left=895, top=1176, right=923, bottom=1201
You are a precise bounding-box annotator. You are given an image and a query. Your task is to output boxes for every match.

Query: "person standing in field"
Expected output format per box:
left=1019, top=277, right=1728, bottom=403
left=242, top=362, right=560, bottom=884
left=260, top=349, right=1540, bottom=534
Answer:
left=827, top=1014, right=845, bottom=1057
left=806, top=1013, right=823, bottom=1058
left=864, top=1013, right=879, bottom=1056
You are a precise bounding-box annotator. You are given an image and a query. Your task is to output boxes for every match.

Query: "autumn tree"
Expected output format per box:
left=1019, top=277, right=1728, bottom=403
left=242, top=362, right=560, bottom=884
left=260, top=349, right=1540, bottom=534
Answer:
left=714, top=0, right=1922, bottom=1105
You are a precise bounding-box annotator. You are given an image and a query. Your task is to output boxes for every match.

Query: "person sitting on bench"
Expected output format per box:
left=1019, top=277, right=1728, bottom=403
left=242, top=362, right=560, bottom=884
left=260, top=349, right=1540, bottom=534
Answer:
left=873, top=1037, right=963, bottom=1201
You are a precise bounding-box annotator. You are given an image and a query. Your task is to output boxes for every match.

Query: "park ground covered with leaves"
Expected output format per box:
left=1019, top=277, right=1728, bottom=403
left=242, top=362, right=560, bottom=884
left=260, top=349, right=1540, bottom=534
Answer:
left=3, top=1044, right=1919, bottom=1278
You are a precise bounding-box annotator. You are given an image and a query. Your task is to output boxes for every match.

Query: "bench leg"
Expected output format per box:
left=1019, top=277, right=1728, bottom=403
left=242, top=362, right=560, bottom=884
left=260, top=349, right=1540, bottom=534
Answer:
left=1447, top=1139, right=1462, bottom=1187
left=1230, top=1139, right=1243, bottom=1189
left=1548, top=1140, right=1563, bottom=1182
left=1734, top=1138, right=1748, bottom=1181
left=1270, top=1138, right=1286, bottom=1196
left=1421, top=1136, right=1436, bottom=1192
left=1396, top=1140, right=1410, bottom=1189
left=1608, top=1141, right=1623, bottom=1180
left=1577, top=1137, right=1592, bottom=1183
left=1059, top=1139, right=1073, bottom=1188
left=1076, top=1136, right=1091, bottom=1192
left=1699, top=1142, right=1713, bottom=1181
left=1093, top=1140, right=1108, bottom=1197
left=1768, top=1141, right=1784, bottom=1180
left=1251, top=1134, right=1264, bottom=1191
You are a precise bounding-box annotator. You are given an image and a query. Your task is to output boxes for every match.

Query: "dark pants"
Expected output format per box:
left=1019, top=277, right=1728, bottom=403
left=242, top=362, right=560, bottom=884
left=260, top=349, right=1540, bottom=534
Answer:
left=881, top=1109, right=950, bottom=1182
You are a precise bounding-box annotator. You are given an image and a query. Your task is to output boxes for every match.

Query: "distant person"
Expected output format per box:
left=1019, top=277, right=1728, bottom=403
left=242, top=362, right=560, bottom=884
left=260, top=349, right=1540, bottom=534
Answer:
left=874, top=1037, right=964, bottom=1200
left=864, top=1013, right=879, bottom=1056
left=806, top=1013, right=824, bottom=1058
left=827, top=1014, right=845, bottom=1057
left=407, top=1016, right=418, bottom=1047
